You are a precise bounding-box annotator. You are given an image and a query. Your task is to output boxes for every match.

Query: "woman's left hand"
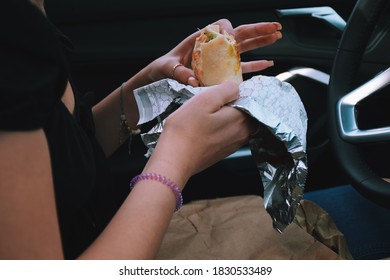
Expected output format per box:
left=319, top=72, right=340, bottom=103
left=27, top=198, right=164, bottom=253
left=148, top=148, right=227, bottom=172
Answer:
left=147, top=18, right=282, bottom=86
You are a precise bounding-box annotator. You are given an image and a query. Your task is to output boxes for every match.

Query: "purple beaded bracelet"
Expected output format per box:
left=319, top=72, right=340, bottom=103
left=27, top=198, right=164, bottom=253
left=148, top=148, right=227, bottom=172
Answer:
left=129, top=173, right=183, bottom=211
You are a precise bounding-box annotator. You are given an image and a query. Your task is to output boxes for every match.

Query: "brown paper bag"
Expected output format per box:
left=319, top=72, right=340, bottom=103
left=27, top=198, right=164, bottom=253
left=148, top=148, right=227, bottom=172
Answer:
left=156, top=195, right=350, bottom=260
left=294, top=199, right=353, bottom=259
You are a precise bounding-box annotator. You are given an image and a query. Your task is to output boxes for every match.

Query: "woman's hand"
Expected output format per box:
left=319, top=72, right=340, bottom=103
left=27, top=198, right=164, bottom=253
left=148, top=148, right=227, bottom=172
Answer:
left=143, top=81, right=256, bottom=188
left=234, top=21, right=282, bottom=74
left=147, top=19, right=282, bottom=86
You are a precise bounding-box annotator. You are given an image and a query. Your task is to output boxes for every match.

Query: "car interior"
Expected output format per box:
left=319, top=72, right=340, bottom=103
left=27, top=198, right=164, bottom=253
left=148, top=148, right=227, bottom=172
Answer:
left=44, top=0, right=390, bottom=259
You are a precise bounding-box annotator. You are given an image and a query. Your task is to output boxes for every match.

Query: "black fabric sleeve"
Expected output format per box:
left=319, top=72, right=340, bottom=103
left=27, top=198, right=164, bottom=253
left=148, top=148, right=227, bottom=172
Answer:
left=0, top=0, right=67, bottom=131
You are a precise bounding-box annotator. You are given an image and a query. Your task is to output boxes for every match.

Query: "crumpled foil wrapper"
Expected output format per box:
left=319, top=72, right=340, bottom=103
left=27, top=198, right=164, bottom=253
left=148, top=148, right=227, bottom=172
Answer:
left=134, top=75, right=308, bottom=232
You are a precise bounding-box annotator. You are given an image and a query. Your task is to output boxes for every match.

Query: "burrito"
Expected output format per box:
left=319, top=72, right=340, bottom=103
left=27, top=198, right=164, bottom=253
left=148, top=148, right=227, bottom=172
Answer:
left=191, top=24, right=243, bottom=86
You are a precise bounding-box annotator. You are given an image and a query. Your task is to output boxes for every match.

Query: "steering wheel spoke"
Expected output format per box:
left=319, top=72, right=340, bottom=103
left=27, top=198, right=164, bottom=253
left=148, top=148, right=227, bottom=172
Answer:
left=337, top=67, right=390, bottom=143
left=328, top=0, right=390, bottom=207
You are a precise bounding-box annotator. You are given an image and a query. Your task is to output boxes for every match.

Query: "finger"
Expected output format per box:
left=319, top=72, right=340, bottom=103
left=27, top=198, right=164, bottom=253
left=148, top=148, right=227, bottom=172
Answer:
left=238, top=32, right=282, bottom=54
left=234, top=22, right=282, bottom=42
left=241, top=60, right=274, bottom=74
left=213, top=18, right=234, bottom=35
left=171, top=64, right=200, bottom=87
left=192, top=81, right=240, bottom=112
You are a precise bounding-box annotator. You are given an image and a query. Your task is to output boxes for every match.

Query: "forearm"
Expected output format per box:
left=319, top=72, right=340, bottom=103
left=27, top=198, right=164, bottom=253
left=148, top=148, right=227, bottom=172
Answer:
left=92, top=63, right=158, bottom=157
left=79, top=152, right=189, bottom=260
left=79, top=182, right=175, bottom=259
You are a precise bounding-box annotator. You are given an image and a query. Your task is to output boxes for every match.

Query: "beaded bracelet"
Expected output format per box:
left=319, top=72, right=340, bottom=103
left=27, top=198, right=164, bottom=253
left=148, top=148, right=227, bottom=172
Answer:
left=129, top=173, right=183, bottom=211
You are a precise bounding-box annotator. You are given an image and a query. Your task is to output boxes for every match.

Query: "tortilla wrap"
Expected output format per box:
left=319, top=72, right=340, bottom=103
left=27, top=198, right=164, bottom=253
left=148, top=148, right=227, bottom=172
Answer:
left=192, top=24, right=243, bottom=86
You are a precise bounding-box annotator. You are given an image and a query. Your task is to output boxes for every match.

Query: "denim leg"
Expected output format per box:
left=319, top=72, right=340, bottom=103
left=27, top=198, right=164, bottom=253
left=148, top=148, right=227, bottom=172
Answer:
left=304, top=185, right=390, bottom=259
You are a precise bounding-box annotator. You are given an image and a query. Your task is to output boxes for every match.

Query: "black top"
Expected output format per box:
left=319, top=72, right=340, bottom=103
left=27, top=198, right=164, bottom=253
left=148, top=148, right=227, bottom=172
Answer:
left=0, top=0, right=119, bottom=259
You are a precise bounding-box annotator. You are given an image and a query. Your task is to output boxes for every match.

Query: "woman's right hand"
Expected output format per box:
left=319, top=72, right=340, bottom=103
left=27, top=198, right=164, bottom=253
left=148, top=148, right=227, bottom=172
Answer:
left=143, top=81, right=255, bottom=188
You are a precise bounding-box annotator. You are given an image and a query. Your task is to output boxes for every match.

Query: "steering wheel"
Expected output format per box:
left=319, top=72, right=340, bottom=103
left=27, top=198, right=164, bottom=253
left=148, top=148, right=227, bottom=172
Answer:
left=328, top=0, right=390, bottom=208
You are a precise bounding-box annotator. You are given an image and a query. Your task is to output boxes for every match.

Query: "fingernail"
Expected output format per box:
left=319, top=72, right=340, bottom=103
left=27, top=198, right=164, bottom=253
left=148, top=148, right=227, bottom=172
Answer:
left=268, top=60, right=274, bottom=66
left=273, top=22, right=282, bottom=30
left=276, top=31, right=282, bottom=39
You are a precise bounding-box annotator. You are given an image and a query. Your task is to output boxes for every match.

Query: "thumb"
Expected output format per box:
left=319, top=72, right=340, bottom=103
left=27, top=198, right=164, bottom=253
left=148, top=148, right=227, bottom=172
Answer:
left=172, top=63, right=200, bottom=87
left=196, top=81, right=240, bottom=111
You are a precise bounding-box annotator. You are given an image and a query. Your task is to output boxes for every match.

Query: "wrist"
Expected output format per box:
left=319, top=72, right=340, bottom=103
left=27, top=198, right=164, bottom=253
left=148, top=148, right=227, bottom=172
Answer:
left=143, top=156, right=189, bottom=192
left=145, top=120, right=201, bottom=189
left=145, top=59, right=166, bottom=83
left=120, top=81, right=140, bottom=129
left=130, top=173, right=183, bottom=211
left=144, top=135, right=192, bottom=192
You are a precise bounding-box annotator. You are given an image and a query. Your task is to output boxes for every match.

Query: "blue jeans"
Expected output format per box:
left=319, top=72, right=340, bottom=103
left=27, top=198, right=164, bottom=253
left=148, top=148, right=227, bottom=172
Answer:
left=304, top=185, right=390, bottom=259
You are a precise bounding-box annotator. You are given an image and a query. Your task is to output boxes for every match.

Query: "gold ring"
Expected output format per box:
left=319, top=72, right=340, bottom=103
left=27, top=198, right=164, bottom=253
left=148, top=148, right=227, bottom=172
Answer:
left=172, top=63, right=184, bottom=79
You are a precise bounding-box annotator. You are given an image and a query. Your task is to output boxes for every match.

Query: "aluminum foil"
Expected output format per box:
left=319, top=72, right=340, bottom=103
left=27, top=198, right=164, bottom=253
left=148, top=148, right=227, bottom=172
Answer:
left=134, top=75, right=308, bottom=232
